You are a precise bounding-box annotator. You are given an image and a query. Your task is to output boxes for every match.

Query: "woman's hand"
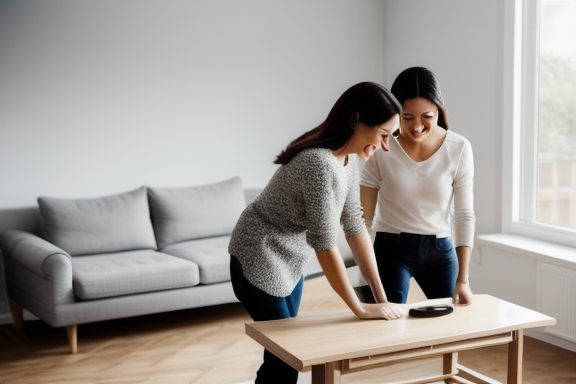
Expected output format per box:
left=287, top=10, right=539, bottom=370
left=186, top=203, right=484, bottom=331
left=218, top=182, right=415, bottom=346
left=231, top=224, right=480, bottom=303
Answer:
left=356, top=302, right=402, bottom=320
left=453, top=281, right=473, bottom=306
left=315, top=247, right=401, bottom=320
left=454, top=246, right=473, bottom=306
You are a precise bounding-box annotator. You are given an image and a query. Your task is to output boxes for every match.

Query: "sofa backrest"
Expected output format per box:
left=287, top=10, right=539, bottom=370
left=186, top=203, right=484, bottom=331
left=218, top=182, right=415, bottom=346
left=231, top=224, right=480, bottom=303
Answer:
left=38, top=187, right=157, bottom=256
left=0, top=186, right=259, bottom=238
left=147, top=176, right=246, bottom=249
left=23, top=177, right=255, bottom=256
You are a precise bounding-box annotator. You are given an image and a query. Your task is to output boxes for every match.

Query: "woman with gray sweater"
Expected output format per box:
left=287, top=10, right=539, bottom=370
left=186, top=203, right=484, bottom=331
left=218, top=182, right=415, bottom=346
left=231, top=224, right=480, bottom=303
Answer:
left=229, top=82, right=402, bottom=384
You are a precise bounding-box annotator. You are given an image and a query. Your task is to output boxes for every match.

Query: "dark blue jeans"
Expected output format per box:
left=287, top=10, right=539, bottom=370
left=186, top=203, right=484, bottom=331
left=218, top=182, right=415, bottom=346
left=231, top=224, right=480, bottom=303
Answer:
left=374, top=232, right=458, bottom=304
left=230, top=255, right=303, bottom=384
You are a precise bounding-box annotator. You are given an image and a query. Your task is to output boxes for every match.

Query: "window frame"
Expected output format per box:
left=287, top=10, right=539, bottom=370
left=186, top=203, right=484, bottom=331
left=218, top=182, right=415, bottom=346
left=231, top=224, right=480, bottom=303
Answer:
left=502, top=0, right=576, bottom=248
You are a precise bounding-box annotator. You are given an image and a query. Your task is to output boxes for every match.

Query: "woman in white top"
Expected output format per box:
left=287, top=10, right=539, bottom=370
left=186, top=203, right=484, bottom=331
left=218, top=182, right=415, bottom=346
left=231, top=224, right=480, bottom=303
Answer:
left=360, top=67, right=475, bottom=305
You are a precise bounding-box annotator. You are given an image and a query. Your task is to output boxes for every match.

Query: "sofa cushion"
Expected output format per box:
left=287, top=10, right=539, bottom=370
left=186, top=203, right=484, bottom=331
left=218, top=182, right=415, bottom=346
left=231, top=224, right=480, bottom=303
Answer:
left=161, top=236, right=231, bottom=285
left=38, top=187, right=157, bottom=256
left=72, top=250, right=200, bottom=300
left=148, top=177, right=246, bottom=249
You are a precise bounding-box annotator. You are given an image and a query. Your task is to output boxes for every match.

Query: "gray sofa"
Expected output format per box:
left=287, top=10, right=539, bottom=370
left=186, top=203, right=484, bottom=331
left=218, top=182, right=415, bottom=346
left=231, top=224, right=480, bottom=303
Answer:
left=0, top=176, right=355, bottom=353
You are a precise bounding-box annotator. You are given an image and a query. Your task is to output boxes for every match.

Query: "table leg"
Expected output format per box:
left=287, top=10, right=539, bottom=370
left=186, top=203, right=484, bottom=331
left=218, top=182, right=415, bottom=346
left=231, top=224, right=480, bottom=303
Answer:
left=312, top=361, right=342, bottom=384
left=507, top=329, right=523, bottom=384
left=443, top=352, right=458, bottom=375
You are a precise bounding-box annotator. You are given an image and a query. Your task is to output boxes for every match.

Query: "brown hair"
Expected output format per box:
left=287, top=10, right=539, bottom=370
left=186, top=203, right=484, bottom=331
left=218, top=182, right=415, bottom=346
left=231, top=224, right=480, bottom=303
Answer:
left=275, top=82, right=401, bottom=165
left=391, top=67, right=450, bottom=130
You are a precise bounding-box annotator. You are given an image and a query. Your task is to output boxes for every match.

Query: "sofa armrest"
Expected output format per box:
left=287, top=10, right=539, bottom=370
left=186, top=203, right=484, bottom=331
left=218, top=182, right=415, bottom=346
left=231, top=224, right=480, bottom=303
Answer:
left=0, top=229, right=71, bottom=278
left=1, top=230, right=76, bottom=324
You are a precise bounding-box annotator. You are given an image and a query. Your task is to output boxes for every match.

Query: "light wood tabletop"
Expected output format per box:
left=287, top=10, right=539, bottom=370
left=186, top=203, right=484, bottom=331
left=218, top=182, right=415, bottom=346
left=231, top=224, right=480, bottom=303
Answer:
left=246, top=294, right=556, bottom=384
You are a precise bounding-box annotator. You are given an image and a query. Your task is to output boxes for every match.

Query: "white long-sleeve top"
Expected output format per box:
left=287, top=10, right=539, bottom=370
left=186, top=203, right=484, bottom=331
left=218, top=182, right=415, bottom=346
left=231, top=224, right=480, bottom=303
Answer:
left=360, top=130, right=475, bottom=248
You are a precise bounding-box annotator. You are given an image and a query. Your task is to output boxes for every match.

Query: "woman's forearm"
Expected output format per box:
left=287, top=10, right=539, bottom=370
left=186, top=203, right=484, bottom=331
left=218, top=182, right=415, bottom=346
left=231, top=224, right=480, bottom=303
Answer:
left=455, top=246, right=471, bottom=284
left=454, top=246, right=473, bottom=305
left=316, top=247, right=364, bottom=316
left=316, top=246, right=401, bottom=319
left=346, top=230, right=388, bottom=303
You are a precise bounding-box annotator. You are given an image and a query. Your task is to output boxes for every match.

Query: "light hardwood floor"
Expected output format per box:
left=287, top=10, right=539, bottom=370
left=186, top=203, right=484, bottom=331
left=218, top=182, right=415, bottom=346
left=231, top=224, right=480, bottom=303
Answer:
left=1, top=274, right=575, bottom=384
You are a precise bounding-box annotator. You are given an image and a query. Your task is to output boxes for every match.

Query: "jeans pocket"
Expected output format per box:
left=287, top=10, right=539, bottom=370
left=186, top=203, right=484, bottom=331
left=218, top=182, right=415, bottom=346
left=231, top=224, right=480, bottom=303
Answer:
left=435, top=237, right=454, bottom=251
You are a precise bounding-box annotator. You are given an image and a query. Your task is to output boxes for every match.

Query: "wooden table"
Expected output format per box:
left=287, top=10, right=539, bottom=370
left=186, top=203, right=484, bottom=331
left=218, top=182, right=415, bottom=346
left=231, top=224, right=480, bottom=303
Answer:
left=245, top=294, right=556, bottom=384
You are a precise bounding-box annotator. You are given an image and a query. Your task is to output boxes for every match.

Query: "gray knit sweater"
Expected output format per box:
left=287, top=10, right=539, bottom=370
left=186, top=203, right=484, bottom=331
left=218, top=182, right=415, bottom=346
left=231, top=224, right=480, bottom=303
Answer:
left=228, top=148, right=366, bottom=297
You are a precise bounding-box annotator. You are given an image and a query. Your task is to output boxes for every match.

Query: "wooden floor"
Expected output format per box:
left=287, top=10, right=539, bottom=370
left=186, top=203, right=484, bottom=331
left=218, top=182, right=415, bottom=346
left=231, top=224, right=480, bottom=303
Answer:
left=1, top=275, right=575, bottom=384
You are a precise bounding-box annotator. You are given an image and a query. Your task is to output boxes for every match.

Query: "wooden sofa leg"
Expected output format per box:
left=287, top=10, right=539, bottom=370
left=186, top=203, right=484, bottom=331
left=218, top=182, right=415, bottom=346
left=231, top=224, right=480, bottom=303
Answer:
left=66, top=325, right=78, bottom=354
left=8, top=298, right=24, bottom=331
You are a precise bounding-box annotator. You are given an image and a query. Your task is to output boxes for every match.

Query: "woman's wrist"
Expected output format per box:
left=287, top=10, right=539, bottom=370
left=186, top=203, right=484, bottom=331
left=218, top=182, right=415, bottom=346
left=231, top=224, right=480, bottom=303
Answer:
left=352, top=302, right=368, bottom=318
left=457, top=275, right=470, bottom=285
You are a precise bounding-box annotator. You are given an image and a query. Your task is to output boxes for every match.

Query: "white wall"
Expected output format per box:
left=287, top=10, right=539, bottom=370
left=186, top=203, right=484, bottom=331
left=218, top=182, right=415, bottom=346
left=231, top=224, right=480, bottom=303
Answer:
left=0, top=0, right=387, bottom=211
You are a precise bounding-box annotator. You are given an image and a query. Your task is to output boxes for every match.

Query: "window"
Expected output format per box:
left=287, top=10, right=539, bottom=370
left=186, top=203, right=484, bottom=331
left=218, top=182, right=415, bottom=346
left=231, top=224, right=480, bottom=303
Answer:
left=535, top=0, right=576, bottom=228
left=503, top=0, right=576, bottom=248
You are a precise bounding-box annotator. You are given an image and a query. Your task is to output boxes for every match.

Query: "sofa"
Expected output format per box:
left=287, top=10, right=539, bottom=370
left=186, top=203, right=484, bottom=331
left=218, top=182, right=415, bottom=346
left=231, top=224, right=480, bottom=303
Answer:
left=0, top=176, right=355, bottom=354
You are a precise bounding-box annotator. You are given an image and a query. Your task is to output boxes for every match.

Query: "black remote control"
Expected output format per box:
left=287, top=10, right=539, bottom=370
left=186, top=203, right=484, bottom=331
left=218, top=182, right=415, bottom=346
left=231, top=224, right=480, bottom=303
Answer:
left=409, top=304, right=454, bottom=318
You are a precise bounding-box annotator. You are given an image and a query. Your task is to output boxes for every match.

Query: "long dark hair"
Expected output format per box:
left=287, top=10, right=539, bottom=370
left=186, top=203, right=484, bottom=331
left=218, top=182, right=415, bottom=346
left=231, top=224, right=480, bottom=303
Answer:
left=275, top=82, right=401, bottom=165
left=390, top=67, right=450, bottom=130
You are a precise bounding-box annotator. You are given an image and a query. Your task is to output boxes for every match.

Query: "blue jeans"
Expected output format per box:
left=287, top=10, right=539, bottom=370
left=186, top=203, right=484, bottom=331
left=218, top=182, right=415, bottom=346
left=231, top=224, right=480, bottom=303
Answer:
left=230, top=255, right=303, bottom=384
left=374, top=232, right=458, bottom=304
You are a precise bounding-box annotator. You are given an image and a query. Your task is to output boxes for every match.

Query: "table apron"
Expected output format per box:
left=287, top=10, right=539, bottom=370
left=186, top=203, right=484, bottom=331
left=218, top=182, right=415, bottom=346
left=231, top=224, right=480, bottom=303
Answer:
left=341, top=331, right=514, bottom=373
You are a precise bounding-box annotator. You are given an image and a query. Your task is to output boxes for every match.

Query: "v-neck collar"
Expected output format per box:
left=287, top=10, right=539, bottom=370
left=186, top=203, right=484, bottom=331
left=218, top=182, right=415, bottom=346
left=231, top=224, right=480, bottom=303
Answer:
left=393, top=130, right=450, bottom=164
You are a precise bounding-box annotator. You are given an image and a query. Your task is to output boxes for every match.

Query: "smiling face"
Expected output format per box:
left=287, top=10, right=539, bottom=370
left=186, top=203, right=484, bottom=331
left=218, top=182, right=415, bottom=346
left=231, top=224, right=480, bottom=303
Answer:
left=400, top=97, right=439, bottom=143
left=351, top=114, right=399, bottom=161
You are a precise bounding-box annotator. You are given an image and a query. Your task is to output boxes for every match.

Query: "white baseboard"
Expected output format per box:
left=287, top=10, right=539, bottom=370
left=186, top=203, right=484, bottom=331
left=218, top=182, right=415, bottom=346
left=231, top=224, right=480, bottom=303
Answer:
left=525, top=328, right=576, bottom=353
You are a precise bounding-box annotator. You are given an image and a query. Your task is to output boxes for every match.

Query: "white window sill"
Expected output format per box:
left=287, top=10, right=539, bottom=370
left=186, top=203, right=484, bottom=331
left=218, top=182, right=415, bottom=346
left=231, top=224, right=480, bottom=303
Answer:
left=476, top=233, right=576, bottom=270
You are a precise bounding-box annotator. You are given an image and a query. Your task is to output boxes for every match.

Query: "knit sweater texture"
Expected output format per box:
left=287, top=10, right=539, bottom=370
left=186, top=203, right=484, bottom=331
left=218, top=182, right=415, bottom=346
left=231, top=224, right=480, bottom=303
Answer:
left=228, top=148, right=366, bottom=297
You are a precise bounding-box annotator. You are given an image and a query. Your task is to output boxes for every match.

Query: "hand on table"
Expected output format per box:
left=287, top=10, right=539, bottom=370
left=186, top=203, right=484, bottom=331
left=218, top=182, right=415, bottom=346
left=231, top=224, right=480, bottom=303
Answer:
left=453, top=281, right=473, bottom=306
left=357, top=302, right=402, bottom=320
